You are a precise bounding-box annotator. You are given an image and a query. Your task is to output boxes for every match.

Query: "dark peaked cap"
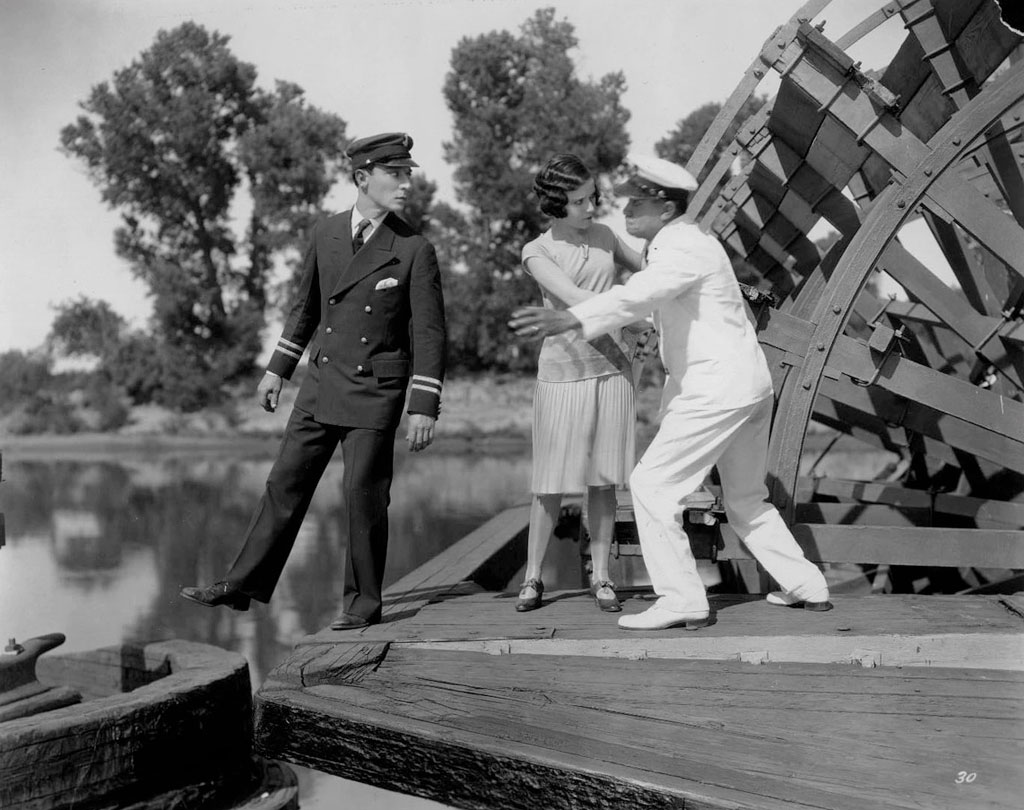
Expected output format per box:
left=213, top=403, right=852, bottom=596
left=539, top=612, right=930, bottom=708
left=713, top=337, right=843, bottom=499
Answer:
left=346, top=132, right=419, bottom=170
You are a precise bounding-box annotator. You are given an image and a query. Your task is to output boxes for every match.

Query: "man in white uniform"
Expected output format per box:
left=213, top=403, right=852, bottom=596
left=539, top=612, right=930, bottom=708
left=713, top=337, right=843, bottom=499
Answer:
left=510, top=155, right=831, bottom=630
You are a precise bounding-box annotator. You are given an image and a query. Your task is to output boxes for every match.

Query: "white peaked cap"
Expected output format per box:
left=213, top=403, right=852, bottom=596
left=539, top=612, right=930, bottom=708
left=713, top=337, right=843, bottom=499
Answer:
left=614, top=154, right=698, bottom=197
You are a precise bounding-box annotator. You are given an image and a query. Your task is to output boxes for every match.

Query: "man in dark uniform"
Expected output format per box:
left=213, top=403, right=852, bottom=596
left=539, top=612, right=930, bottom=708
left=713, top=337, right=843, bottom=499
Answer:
left=180, top=132, right=446, bottom=630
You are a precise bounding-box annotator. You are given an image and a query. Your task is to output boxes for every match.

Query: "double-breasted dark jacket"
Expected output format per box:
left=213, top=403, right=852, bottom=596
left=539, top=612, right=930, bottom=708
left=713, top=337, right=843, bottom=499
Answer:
left=266, top=209, right=446, bottom=430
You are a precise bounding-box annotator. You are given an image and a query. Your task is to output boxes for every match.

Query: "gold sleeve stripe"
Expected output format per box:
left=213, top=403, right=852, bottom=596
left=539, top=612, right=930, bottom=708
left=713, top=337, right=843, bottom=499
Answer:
left=412, top=375, right=442, bottom=390
left=275, top=345, right=302, bottom=360
left=278, top=337, right=303, bottom=351
left=411, top=383, right=441, bottom=397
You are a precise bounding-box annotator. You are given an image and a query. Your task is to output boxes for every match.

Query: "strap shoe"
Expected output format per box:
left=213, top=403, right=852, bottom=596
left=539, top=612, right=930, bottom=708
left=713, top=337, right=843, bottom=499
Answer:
left=515, top=578, right=544, bottom=612
left=589, top=578, right=622, bottom=612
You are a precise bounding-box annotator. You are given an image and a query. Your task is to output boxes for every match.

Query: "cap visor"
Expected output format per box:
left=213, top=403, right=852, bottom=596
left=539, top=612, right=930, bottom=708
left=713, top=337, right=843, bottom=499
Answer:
left=613, top=178, right=648, bottom=197
left=378, top=157, right=419, bottom=168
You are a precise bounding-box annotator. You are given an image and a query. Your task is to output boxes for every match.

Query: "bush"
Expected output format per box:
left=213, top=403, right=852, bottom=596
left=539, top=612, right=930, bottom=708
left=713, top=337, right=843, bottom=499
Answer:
left=6, top=391, right=82, bottom=435
left=82, top=374, right=131, bottom=430
left=106, top=334, right=236, bottom=412
left=0, top=349, right=52, bottom=404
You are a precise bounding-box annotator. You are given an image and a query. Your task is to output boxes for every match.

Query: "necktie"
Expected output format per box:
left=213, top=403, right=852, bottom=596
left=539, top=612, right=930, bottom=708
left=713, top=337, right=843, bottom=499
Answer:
left=352, top=218, right=371, bottom=252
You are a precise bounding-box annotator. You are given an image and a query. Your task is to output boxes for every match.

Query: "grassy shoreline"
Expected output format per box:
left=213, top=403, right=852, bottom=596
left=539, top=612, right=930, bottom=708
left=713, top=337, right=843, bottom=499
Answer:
left=0, top=373, right=853, bottom=458
left=0, top=375, right=559, bottom=457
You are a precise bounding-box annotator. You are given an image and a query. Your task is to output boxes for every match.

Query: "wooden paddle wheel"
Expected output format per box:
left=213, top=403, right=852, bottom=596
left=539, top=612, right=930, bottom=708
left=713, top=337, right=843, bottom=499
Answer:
left=680, top=0, right=1024, bottom=596
left=251, top=6, right=1024, bottom=809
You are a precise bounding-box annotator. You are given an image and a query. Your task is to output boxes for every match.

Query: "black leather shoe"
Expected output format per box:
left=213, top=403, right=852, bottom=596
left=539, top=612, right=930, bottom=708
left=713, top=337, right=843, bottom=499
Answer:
left=179, top=581, right=251, bottom=612
left=330, top=613, right=370, bottom=631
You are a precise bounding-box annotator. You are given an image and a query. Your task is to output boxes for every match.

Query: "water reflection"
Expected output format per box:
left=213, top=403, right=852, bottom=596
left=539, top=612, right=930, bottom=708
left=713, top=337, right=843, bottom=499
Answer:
left=0, top=440, right=894, bottom=807
left=0, top=443, right=532, bottom=809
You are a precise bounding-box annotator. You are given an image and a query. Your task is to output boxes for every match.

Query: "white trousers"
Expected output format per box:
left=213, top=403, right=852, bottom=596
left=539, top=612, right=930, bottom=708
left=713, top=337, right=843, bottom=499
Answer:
left=630, top=394, right=827, bottom=613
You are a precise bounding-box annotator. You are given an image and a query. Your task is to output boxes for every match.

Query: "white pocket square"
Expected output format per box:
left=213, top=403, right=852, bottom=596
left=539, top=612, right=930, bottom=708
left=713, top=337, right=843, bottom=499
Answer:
left=374, top=277, right=399, bottom=290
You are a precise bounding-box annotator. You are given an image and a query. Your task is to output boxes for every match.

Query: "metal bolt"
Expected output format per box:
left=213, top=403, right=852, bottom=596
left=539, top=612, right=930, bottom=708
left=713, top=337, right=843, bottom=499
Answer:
left=952, top=137, right=961, bottom=145
left=802, top=380, right=812, bottom=389
left=777, top=40, right=786, bottom=48
left=896, top=200, right=906, bottom=209
left=753, top=69, right=764, bottom=78
left=832, top=305, right=842, bottom=314
left=817, top=342, right=825, bottom=351
left=923, top=168, right=932, bottom=176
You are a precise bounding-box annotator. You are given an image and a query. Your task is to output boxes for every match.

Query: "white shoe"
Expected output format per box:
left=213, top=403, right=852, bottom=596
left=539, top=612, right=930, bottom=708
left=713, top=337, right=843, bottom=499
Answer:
left=617, top=604, right=709, bottom=631
left=766, top=586, right=832, bottom=611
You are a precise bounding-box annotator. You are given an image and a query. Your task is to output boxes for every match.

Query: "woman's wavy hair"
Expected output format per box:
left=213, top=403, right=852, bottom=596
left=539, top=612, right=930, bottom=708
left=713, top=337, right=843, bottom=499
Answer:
left=532, top=153, right=598, bottom=219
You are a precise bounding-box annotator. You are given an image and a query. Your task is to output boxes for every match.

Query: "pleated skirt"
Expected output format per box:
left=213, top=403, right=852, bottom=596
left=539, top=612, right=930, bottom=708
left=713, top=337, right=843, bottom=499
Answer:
left=531, top=373, right=636, bottom=495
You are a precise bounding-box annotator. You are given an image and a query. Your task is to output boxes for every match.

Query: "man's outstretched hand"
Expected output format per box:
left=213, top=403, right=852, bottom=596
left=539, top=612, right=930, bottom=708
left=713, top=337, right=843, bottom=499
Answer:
left=508, top=306, right=581, bottom=339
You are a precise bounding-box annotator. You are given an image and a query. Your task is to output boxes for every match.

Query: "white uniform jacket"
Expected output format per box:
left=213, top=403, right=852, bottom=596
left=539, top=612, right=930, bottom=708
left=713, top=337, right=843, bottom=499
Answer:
left=570, top=218, right=773, bottom=414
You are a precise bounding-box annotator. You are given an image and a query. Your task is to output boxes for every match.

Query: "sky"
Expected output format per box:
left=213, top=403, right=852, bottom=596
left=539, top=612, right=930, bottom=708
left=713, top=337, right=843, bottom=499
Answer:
left=0, top=0, right=906, bottom=355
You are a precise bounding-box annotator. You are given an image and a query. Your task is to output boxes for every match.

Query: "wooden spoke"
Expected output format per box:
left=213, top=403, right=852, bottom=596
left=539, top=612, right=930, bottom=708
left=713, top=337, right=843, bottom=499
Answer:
left=686, top=0, right=1024, bottom=579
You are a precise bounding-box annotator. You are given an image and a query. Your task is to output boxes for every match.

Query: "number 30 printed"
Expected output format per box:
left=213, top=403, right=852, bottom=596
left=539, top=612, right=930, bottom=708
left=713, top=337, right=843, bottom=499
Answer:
left=955, top=771, right=977, bottom=784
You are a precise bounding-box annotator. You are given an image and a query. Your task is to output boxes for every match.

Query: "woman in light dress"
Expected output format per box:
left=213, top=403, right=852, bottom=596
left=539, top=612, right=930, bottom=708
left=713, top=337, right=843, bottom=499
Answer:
left=516, top=153, right=647, bottom=613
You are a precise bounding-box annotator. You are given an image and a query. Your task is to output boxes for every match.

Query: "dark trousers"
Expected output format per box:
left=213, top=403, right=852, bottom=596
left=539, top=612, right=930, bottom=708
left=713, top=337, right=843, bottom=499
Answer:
left=226, top=403, right=396, bottom=622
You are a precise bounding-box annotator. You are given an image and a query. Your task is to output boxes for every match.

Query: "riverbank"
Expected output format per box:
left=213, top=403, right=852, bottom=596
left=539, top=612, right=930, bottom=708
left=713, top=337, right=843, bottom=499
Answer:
left=0, top=373, right=857, bottom=459
left=0, top=375, right=662, bottom=456
left=4, top=372, right=860, bottom=462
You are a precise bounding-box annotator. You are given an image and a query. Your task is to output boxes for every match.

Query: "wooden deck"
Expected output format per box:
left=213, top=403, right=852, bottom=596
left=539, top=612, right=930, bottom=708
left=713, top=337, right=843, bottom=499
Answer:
left=254, top=509, right=1024, bottom=810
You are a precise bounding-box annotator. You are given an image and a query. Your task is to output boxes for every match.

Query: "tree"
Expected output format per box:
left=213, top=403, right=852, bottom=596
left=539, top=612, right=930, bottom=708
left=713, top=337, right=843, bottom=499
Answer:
left=49, top=296, right=126, bottom=359
left=656, top=95, right=767, bottom=168
left=0, top=350, right=52, bottom=405
left=401, top=174, right=440, bottom=234
left=440, top=8, right=631, bottom=371
left=60, top=22, right=348, bottom=409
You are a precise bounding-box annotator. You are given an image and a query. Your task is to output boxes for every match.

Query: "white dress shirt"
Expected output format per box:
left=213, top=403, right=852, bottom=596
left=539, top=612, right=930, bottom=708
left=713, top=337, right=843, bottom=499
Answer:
left=351, top=207, right=387, bottom=242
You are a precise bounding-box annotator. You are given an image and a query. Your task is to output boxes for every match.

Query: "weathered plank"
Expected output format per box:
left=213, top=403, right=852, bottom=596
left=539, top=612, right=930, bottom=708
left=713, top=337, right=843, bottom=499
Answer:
left=827, top=334, right=1024, bottom=449
left=257, top=683, right=780, bottom=810
left=255, top=645, right=1024, bottom=810
left=619, top=497, right=1024, bottom=569
left=277, top=593, right=1024, bottom=672
left=800, top=476, right=1024, bottom=527
left=382, top=502, right=531, bottom=615
left=790, top=523, right=1024, bottom=568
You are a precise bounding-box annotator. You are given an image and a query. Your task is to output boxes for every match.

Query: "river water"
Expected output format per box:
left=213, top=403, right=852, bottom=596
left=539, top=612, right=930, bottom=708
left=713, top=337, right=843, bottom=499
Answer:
left=0, top=437, right=896, bottom=807
left=0, top=440, right=540, bottom=809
